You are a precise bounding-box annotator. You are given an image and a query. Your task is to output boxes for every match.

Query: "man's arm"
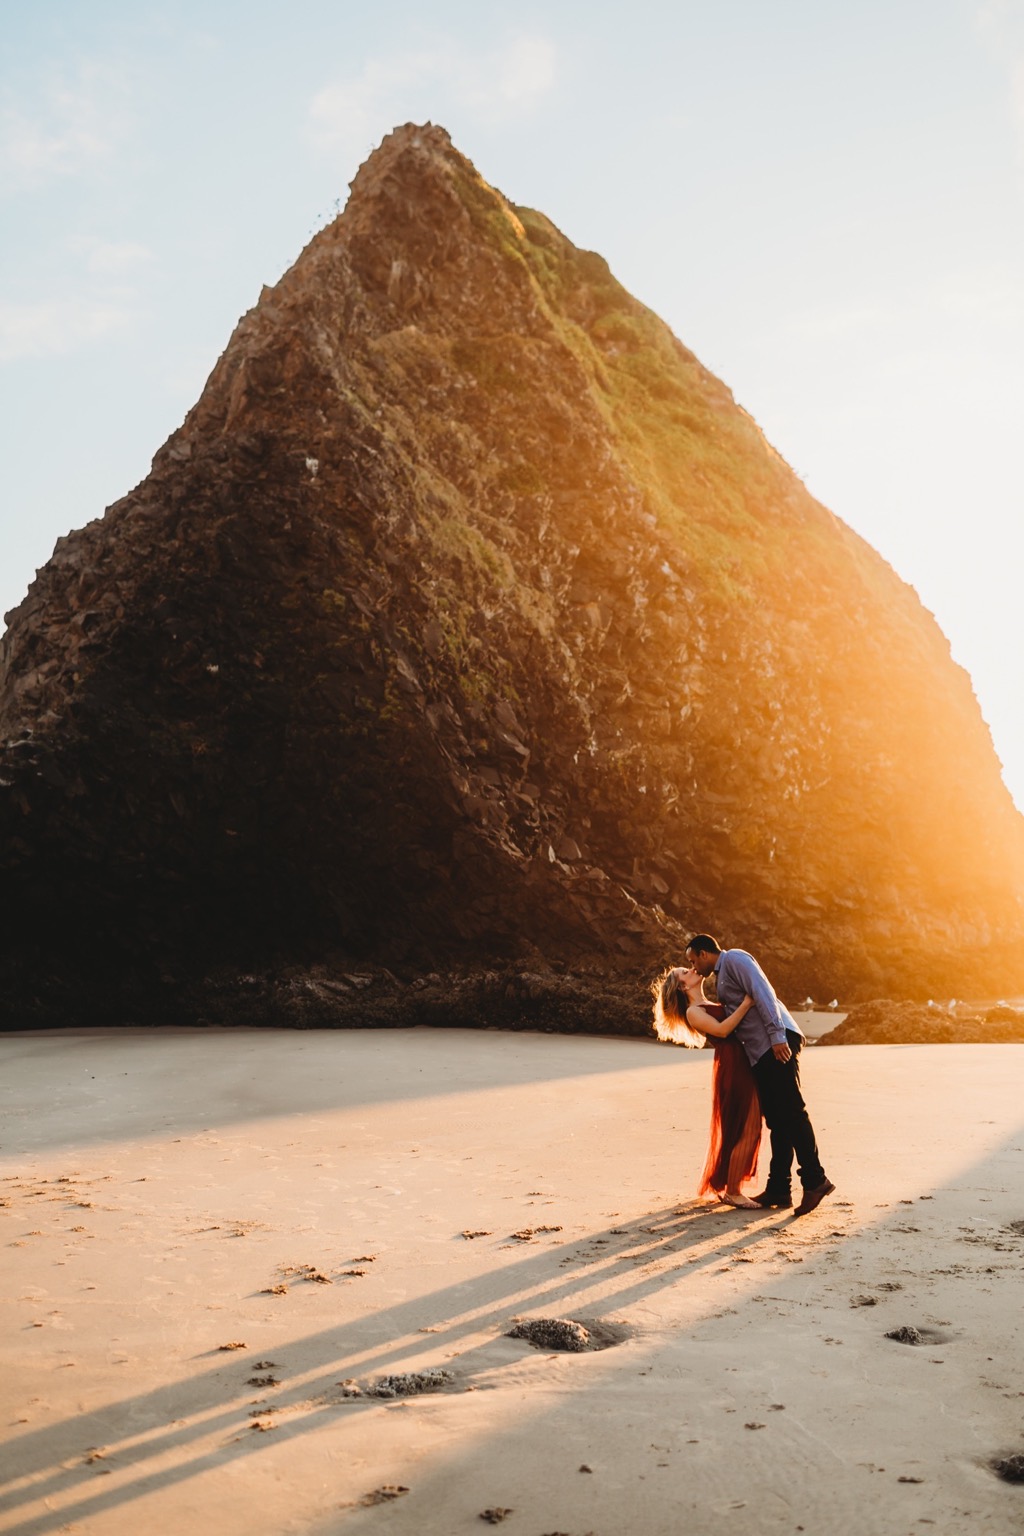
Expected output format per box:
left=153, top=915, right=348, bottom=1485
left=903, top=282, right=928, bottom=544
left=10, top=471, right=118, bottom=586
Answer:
left=687, top=994, right=753, bottom=1039
left=722, top=952, right=789, bottom=1050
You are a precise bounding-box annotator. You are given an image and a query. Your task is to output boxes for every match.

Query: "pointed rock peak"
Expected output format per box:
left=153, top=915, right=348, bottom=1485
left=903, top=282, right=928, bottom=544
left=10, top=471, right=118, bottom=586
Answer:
left=348, top=121, right=458, bottom=190
left=338, top=120, right=526, bottom=255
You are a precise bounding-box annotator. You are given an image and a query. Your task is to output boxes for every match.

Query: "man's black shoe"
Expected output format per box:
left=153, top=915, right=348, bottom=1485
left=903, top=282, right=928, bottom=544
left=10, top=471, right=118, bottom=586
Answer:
left=752, top=1190, right=793, bottom=1209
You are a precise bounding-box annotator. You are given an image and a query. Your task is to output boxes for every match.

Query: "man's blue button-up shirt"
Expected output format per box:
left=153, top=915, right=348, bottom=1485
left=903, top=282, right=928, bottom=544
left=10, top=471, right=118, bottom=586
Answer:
left=713, top=948, right=803, bottom=1067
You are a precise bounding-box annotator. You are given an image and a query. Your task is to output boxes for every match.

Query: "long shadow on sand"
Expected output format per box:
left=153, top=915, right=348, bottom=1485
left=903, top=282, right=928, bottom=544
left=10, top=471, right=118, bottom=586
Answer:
left=0, top=1197, right=797, bottom=1532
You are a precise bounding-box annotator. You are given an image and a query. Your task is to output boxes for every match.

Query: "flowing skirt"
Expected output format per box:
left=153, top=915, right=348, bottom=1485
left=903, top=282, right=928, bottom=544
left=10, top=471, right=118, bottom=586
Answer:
left=698, top=1035, right=761, bottom=1196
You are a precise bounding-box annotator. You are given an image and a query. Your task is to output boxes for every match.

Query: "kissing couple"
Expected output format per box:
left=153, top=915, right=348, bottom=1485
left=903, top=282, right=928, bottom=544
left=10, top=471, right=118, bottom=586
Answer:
left=655, top=934, right=835, bottom=1217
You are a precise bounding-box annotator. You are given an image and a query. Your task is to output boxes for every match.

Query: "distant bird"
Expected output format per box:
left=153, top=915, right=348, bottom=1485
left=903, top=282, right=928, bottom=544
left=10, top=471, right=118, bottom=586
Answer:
left=801, top=996, right=815, bottom=1011
left=827, top=998, right=838, bottom=1011
left=947, top=998, right=957, bottom=1013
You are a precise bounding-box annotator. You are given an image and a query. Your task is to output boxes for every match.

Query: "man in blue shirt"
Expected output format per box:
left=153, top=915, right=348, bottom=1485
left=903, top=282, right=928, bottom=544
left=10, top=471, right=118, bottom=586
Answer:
left=686, top=933, right=834, bottom=1216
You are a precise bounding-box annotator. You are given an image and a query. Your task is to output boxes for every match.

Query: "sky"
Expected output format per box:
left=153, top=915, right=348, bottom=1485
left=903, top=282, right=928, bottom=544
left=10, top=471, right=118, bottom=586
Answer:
left=2, top=0, right=1023, bottom=808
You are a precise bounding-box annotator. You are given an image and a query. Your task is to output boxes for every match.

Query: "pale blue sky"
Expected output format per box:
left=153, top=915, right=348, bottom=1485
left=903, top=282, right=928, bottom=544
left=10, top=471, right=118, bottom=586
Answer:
left=3, top=1, right=1023, bottom=806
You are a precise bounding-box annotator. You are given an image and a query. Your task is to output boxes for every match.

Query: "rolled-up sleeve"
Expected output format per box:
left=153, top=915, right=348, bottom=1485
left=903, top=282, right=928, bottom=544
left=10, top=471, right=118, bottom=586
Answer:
left=724, top=952, right=788, bottom=1047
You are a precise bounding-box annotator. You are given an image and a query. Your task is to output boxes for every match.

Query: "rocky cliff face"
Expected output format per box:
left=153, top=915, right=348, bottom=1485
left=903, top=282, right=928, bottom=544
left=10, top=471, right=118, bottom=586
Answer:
left=3, top=123, right=1023, bottom=1028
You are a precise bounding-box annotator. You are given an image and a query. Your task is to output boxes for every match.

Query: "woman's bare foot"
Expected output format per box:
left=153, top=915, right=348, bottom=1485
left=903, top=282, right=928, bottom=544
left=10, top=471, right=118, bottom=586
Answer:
left=722, top=1191, right=759, bottom=1209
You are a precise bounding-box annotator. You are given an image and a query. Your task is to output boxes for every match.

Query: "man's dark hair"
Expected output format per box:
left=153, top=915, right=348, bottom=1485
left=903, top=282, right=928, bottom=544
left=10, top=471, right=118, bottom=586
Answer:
left=686, top=933, right=721, bottom=956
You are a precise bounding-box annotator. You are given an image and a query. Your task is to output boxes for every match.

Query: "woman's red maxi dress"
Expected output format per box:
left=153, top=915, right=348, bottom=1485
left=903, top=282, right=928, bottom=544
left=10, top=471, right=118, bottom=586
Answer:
left=696, top=1005, right=762, bottom=1198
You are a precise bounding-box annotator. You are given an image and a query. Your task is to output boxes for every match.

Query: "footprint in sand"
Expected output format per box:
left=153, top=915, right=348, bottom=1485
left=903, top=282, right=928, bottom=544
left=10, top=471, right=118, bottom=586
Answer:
left=359, top=1486, right=409, bottom=1505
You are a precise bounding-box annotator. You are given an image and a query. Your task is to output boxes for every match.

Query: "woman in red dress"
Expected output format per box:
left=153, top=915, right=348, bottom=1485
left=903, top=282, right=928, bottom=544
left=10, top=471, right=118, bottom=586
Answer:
left=653, top=966, right=763, bottom=1208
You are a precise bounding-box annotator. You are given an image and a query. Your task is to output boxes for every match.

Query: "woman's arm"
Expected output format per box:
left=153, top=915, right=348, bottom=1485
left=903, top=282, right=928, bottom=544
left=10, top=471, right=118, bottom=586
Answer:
left=684, top=993, right=753, bottom=1039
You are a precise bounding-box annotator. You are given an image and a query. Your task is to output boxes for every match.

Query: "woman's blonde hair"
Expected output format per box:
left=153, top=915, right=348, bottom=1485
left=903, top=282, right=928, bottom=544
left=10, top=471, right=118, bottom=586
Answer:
left=651, top=966, right=706, bottom=1048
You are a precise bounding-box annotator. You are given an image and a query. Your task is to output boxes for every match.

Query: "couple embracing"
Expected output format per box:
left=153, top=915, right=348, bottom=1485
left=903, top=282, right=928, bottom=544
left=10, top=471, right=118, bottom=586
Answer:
left=655, top=934, right=834, bottom=1218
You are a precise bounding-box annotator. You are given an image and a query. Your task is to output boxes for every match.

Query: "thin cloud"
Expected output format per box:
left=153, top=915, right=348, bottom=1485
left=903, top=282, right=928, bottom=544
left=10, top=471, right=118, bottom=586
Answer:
left=976, top=0, right=1024, bottom=161
left=482, top=34, right=557, bottom=108
left=307, top=32, right=557, bottom=156
left=0, top=62, right=128, bottom=192
left=1014, top=56, right=1024, bottom=145
left=977, top=0, right=1024, bottom=32
left=69, top=236, right=155, bottom=276
left=782, top=303, right=889, bottom=343
left=776, top=261, right=1024, bottom=349
left=927, top=267, right=1024, bottom=324
left=0, top=298, right=133, bottom=363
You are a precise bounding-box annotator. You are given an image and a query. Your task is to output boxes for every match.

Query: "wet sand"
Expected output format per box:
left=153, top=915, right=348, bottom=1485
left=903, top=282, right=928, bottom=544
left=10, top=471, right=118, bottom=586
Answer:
left=2, top=1026, right=1023, bottom=1535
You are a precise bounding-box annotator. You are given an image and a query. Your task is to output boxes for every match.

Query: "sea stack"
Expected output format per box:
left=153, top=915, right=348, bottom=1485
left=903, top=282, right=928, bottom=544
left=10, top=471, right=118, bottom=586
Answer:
left=2, top=123, right=1022, bottom=1027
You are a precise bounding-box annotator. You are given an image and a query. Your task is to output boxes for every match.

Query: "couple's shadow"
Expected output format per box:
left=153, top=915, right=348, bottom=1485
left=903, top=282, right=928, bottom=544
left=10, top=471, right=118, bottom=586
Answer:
left=0, top=1199, right=791, bottom=1536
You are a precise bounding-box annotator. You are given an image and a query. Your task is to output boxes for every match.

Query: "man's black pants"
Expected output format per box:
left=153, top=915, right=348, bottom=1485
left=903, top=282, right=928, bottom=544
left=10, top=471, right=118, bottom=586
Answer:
left=752, top=1030, right=826, bottom=1195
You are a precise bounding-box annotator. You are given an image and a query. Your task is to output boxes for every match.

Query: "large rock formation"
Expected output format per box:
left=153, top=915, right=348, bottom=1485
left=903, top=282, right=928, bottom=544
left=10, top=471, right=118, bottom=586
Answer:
left=3, top=123, right=1023, bottom=1028
left=818, top=1000, right=1024, bottom=1046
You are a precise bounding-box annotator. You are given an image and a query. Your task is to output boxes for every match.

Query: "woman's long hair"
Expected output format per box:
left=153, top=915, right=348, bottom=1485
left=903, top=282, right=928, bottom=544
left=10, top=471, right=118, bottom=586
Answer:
left=651, top=966, right=707, bottom=1048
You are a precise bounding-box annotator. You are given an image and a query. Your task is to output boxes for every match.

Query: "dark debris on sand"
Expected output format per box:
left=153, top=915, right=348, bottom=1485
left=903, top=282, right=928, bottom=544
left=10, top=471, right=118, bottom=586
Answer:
left=507, top=1317, right=630, bottom=1353
left=365, top=1369, right=455, bottom=1398
left=885, top=1327, right=924, bottom=1345
left=508, top=1319, right=590, bottom=1352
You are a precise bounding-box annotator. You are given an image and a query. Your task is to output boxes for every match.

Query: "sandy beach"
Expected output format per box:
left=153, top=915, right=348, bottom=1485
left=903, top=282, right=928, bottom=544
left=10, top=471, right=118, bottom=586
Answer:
left=2, top=1025, right=1024, bottom=1536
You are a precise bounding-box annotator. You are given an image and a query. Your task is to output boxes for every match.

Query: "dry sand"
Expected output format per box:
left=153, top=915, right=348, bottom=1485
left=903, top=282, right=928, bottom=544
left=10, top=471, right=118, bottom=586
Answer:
left=2, top=1025, right=1023, bottom=1536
